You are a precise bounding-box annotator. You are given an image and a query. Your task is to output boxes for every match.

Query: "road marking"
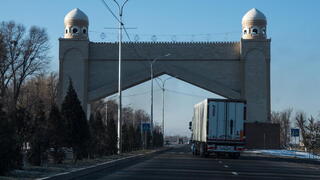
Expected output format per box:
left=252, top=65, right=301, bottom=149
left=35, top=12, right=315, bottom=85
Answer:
left=232, top=172, right=238, bottom=175
left=224, top=165, right=229, bottom=168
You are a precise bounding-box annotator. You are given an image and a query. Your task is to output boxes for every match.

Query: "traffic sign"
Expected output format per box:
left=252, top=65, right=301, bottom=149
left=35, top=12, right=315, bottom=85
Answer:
left=291, top=128, right=300, bottom=137
left=142, top=123, right=151, bottom=132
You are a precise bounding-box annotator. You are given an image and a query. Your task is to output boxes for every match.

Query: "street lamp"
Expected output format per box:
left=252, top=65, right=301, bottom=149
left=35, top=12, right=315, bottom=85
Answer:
left=157, top=76, right=175, bottom=144
left=150, top=53, right=171, bottom=142
left=102, top=0, right=129, bottom=155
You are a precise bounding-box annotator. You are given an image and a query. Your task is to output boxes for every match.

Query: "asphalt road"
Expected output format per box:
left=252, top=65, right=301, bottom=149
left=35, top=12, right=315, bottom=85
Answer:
left=77, top=145, right=320, bottom=180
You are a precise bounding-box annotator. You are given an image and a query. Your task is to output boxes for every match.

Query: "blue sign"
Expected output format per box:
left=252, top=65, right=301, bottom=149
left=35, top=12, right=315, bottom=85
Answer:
left=142, top=123, right=151, bottom=132
left=291, top=128, right=300, bottom=137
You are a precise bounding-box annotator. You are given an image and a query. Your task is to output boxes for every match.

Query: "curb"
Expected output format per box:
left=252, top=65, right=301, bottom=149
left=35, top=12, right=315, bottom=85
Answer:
left=243, top=151, right=320, bottom=165
left=37, top=147, right=171, bottom=180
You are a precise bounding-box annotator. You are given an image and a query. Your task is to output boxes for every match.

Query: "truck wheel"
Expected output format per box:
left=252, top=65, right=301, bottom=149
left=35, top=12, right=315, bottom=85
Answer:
left=215, top=152, right=220, bottom=158
left=195, top=146, right=199, bottom=156
left=200, top=143, right=206, bottom=157
left=232, top=152, right=240, bottom=159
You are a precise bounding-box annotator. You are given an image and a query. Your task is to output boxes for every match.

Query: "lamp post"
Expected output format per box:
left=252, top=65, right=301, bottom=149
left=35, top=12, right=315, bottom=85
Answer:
left=157, top=76, right=175, bottom=144
left=150, top=53, right=170, bottom=143
left=107, top=0, right=129, bottom=155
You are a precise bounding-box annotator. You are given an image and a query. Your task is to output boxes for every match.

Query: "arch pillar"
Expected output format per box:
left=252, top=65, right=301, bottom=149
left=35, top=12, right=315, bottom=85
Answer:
left=58, top=38, right=90, bottom=118
left=241, top=39, right=271, bottom=122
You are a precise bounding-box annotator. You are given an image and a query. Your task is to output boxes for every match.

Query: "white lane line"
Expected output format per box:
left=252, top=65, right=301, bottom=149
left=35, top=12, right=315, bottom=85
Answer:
left=232, top=172, right=238, bottom=175
left=224, top=165, right=229, bottom=168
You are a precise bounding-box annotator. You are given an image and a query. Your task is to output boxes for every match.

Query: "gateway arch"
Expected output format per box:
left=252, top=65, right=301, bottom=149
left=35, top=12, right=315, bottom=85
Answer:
left=59, top=8, right=273, bottom=139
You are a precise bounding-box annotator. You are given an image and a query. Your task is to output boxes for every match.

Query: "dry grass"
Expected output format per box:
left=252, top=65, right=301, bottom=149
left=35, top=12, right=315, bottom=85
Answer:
left=2, top=148, right=163, bottom=180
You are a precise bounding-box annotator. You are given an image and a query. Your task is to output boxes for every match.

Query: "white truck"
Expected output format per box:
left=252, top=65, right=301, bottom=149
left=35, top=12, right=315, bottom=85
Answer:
left=190, top=99, right=246, bottom=158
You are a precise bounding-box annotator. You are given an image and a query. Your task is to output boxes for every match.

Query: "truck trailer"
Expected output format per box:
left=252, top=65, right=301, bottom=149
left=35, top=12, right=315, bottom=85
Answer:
left=190, top=99, right=246, bottom=158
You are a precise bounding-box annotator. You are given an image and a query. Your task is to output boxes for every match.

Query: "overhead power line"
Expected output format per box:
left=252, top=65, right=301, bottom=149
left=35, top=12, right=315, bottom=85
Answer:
left=101, top=0, right=121, bottom=23
left=165, top=88, right=209, bottom=99
left=123, top=89, right=161, bottom=97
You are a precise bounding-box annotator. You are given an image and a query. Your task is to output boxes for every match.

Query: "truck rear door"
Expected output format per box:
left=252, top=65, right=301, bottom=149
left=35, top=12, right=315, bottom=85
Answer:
left=207, top=101, right=245, bottom=141
left=207, top=101, right=226, bottom=140
left=226, top=102, right=244, bottom=140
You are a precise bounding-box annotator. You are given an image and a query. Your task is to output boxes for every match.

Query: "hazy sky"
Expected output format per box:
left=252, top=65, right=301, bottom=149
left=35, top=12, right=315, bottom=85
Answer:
left=1, top=0, right=320, bottom=136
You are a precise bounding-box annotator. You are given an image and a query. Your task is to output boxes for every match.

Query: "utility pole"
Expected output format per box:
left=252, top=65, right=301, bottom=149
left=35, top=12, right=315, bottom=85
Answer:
left=105, top=99, right=108, bottom=125
left=102, top=0, right=129, bottom=155
left=117, top=8, right=123, bottom=155
left=150, top=54, right=170, bottom=145
left=157, top=76, right=175, bottom=144
left=150, top=62, right=154, bottom=138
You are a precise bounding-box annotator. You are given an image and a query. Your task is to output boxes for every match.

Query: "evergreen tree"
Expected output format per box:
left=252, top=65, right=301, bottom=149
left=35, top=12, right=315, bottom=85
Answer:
left=27, top=99, right=48, bottom=166
left=122, top=123, right=129, bottom=152
left=89, top=112, right=108, bottom=157
left=11, top=107, right=33, bottom=160
left=61, top=80, right=91, bottom=161
left=106, top=115, right=117, bottom=155
left=9, top=108, right=29, bottom=168
left=146, top=130, right=152, bottom=148
left=152, top=130, right=163, bottom=147
left=128, top=124, right=136, bottom=151
left=88, top=114, right=95, bottom=158
left=135, top=126, right=142, bottom=149
left=47, top=104, right=66, bottom=163
left=0, top=102, right=21, bottom=174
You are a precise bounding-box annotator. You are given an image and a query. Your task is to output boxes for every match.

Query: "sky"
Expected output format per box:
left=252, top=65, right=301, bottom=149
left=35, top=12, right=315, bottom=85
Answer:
left=1, top=0, right=320, bottom=136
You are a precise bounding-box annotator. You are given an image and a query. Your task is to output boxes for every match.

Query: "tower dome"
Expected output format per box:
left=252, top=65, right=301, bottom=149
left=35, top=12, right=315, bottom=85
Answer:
left=241, top=8, right=267, bottom=40
left=64, top=8, right=89, bottom=40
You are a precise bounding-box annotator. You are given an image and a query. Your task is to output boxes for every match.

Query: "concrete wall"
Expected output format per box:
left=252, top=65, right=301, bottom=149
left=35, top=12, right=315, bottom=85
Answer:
left=245, top=122, right=280, bottom=149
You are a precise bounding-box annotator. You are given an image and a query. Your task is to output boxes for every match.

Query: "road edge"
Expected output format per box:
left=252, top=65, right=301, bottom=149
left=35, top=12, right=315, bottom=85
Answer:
left=37, top=147, right=171, bottom=180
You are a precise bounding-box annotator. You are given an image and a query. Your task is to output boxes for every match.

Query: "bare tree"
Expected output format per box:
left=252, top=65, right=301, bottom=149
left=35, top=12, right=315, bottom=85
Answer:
left=123, top=107, right=134, bottom=126
left=134, top=109, right=150, bottom=128
left=306, top=116, right=320, bottom=149
left=271, top=111, right=281, bottom=124
left=0, top=21, right=50, bottom=112
left=19, top=72, right=58, bottom=115
left=46, top=72, right=58, bottom=105
left=90, top=99, right=107, bottom=120
left=295, top=111, right=308, bottom=148
left=281, top=108, right=292, bottom=147
left=271, top=108, right=292, bottom=148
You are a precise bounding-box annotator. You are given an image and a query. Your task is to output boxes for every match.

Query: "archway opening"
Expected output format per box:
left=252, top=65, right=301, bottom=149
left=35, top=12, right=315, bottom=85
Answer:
left=93, top=74, right=225, bottom=140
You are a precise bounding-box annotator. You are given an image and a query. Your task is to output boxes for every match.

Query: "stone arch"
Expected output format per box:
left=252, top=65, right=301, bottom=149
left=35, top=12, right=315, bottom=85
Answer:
left=59, top=40, right=270, bottom=124
left=62, top=47, right=85, bottom=59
